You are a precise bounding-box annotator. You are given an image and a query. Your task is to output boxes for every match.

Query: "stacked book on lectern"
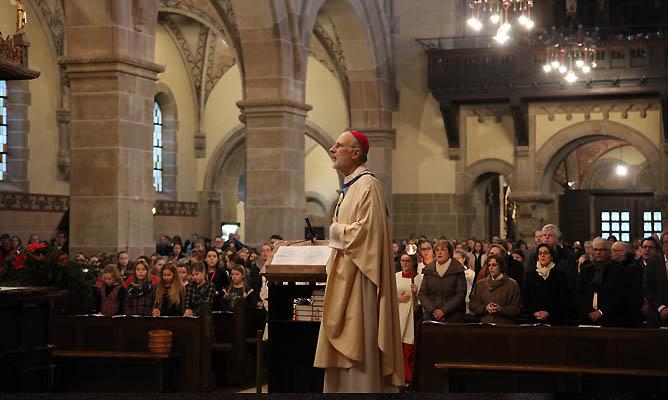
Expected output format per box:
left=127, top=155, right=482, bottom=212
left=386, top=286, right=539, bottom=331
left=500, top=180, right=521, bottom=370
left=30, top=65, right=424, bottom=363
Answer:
left=293, top=289, right=325, bottom=321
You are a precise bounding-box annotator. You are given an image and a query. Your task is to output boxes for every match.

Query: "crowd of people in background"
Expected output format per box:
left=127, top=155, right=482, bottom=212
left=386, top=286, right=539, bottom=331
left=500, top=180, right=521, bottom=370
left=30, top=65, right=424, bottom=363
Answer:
left=393, top=224, right=668, bottom=384
left=0, top=231, right=287, bottom=321
left=3, top=224, right=668, bottom=387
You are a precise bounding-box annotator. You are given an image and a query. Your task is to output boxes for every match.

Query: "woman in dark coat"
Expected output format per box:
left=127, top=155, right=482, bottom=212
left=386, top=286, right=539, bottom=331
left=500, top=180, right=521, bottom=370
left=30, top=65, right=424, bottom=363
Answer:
left=470, top=254, right=521, bottom=325
left=522, top=243, right=570, bottom=325
left=417, top=239, right=467, bottom=323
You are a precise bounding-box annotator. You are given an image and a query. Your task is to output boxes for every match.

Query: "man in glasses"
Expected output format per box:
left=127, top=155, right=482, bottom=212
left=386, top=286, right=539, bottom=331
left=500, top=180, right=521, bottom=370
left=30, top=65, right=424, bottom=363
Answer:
left=575, top=237, right=626, bottom=327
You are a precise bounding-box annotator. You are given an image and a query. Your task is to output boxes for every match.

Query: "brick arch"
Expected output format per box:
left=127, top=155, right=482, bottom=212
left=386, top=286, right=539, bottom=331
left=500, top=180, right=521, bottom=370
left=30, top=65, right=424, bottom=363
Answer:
left=536, top=120, right=662, bottom=193
left=203, top=120, right=337, bottom=194
left=302, top=0, right=393, bottom=129
left=157, top=3, right=241, bottom=68
left=466, top=158, right=514, bottom=192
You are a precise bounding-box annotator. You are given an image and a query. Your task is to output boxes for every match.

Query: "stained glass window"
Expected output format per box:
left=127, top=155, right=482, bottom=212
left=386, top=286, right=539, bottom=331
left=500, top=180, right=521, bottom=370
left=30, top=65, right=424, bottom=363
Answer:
left=153, top=101, right=163, bottom=192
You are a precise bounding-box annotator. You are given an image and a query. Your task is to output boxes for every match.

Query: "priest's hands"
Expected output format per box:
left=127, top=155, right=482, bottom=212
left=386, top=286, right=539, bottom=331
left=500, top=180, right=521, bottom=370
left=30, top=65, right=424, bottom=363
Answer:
left=534, top=310, right=549, bottom=320
left=486, top=303, right=500, bottom=314
left=588, top=310, right=603, bottom=322
left=432, top=309, right=445, bottom=320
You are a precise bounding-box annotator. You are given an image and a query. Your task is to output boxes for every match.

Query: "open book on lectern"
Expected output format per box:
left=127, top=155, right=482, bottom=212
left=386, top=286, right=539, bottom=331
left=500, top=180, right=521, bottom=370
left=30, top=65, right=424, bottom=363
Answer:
left=271, top=245, right=332, bottom=266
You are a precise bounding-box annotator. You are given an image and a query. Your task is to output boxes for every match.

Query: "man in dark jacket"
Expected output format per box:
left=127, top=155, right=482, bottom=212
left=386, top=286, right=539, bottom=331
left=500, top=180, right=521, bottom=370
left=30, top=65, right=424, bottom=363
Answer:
left=613, top=241, right=644, bottom=327
left=575, top=237, right=626, bottom=327
left=644, top=232, right=668, bottom=328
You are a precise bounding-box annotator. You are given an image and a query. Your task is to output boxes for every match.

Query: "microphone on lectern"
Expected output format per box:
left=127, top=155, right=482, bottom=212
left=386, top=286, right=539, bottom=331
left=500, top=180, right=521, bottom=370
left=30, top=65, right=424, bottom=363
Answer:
left=305, top=217, right=316, bottom=243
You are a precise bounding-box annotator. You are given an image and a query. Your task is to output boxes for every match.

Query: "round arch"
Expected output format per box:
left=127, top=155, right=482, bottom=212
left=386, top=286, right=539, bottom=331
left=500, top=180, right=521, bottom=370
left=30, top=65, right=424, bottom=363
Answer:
left=536, top=120, right=662, bottom=193
left=466, top=158, right=514, bottom=192
left=203, top=120, right=339, bottom=194
left=302, top=0, right=394, bottom=128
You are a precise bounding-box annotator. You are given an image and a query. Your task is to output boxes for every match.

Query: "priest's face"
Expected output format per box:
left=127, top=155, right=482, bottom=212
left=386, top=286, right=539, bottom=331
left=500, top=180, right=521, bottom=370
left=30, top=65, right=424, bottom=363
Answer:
left=330, top=132, right=361, bottom=175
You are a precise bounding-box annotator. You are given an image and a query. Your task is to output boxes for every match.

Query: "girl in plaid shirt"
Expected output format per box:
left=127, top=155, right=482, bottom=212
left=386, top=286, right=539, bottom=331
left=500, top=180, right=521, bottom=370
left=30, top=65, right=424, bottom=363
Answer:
left=124, top=260, right=156, bottom=316
left=184, top=263, right=216, bottom=317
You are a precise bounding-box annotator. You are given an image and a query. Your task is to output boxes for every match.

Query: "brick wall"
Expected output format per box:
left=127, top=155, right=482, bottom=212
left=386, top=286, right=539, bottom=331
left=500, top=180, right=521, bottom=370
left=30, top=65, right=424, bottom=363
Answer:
left=392, top=193, right=474, bottom=240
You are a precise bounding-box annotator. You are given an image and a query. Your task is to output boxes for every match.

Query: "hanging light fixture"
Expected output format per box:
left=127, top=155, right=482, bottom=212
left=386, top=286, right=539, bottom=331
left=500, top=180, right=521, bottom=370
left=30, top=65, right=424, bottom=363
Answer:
left=615, top=145, right=628, bottom=177
left=540, top=25, right=598, bottom=83
left=467, top=0, right=535, bottom=45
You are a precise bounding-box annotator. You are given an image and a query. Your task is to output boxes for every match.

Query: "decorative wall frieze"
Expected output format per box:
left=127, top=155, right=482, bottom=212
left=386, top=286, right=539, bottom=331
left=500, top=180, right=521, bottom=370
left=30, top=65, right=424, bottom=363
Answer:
left=33, top=0, right=65, bottom=56
left=464, top=105, right=511, bottom=123
left=159, top=14, right=201, bottom=93
left=159, top=0, right=231, bottom=40
left=313, top=19, right=349, bottom=97
left=532, top=101, right=660, bottom=121
left=194, top=131, right=206, bottom=158
left=220, top=0, right=238, bottom=33
left=0, top=192, right=69, bottom=212
left=154, top=200, right=198, bottom=217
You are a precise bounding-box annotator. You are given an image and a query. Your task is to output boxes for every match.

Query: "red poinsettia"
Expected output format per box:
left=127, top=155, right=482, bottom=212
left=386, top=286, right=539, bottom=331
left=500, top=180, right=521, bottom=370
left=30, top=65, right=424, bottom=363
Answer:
left=13, top=252, right=26, bottom=270
left=26, top=242, right=47, bottom=253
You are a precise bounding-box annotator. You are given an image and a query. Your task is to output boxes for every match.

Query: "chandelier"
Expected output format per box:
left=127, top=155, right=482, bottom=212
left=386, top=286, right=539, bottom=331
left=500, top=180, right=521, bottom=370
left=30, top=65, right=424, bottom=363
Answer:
left=540, top=26, right=598, bottom=83
left=466, top=0, right=535, bottom=45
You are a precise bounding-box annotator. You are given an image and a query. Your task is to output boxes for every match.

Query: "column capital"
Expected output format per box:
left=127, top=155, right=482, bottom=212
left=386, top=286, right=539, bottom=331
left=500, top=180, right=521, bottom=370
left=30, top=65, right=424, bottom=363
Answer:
left=208, top=191, right=222, bottom=204
left=237, top=98, right=312, bottom=115
left=654, top=191, right=668, bottom=202
left=59, top=56, right=164, bottom=80
left=357, top=128, right=396, bottom=149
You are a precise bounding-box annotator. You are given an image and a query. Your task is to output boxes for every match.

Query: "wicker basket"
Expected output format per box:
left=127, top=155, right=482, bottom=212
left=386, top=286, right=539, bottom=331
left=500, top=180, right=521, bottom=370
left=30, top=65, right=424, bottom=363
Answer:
left=148, top=330, right=173, bottom=355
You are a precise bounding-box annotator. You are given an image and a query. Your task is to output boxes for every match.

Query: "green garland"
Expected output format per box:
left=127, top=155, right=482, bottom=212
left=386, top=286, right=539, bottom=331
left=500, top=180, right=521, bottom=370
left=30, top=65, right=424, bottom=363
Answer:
left=0, top=243, right=98, bottom=304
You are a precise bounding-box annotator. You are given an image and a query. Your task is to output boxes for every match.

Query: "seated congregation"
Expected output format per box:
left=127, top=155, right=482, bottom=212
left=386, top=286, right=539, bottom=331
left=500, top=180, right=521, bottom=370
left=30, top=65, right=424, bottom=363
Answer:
left=2, top=224, right=668, bottom=392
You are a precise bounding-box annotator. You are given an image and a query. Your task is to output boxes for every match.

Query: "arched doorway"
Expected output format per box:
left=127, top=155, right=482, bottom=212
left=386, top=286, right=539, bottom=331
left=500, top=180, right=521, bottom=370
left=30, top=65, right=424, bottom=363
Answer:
left=467, top=159, right=515, bottom=241
left=471, top=173, right=515, bottom=241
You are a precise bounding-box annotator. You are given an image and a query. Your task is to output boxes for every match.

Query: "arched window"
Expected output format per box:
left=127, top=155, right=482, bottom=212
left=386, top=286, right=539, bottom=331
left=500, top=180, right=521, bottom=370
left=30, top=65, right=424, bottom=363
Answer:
left=153, top=100, right=163, bottom=192
left=0, top=80, right=7, bottom=181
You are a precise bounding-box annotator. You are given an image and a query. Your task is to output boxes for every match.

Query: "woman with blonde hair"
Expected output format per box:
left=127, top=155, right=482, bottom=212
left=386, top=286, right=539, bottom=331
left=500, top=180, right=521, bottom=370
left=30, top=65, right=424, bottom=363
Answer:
left=152, top=263, right=185, bottom=316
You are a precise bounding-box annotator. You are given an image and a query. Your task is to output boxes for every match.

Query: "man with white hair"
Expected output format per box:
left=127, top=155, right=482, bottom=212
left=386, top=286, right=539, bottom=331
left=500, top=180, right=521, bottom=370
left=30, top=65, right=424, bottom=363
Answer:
left=527, top=224, right=577, bottom=296
left=314, top=130, right=403, bottom=392
left=575, top=237, right=626, bottom=326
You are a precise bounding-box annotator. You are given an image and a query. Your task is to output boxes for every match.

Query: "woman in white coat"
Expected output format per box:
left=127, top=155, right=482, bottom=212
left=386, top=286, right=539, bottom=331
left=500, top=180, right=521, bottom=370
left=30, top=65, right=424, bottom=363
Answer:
left=395, top=252, right=422, bottom=384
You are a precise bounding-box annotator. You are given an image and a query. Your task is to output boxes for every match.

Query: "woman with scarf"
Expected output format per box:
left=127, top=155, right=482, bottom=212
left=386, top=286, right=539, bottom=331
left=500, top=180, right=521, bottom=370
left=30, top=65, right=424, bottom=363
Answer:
left=469, top=254, right=521, bottom=325
left=124, top=259, right=156, bottom=316
left=522, top=243, right=569, bottom=325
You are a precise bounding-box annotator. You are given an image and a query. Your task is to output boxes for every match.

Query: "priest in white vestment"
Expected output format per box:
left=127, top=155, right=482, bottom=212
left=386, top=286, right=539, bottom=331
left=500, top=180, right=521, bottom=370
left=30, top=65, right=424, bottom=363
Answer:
left=314, top=130, right=404, bottom=393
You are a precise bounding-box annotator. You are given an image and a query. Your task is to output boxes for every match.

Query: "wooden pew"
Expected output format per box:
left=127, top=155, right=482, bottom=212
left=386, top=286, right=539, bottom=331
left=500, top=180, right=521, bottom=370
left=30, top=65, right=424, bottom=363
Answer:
left=51, top=312, right=211, bottom=393
left=414, top=323, right=668, bottom=393
left=211, top=303, right=266, bottom=386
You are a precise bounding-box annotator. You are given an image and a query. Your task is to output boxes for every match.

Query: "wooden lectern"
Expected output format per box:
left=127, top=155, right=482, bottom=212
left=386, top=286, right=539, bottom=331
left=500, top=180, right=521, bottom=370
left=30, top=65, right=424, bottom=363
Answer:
left=262, top=240, right=329, bottom=393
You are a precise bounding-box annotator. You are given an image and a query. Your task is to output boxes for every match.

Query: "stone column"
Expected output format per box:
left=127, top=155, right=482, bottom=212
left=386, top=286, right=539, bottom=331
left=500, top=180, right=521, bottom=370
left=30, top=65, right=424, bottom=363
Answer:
left=207, top=191, right=222, bottom=239
left=510, top=192, right=555, bottom=245
left=364, top=128, right=395, bottom=210
left=237, top=99, right=311, bottom=247
left=56, top=108, right=70, bottom=180
left=61, top=0, right=162, bottom=257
